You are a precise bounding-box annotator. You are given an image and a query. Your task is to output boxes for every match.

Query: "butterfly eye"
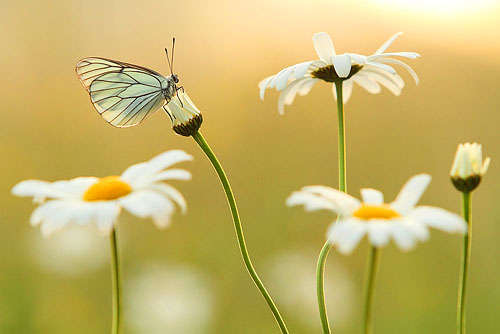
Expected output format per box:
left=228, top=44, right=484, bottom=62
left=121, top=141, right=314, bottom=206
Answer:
left=173, top=74, right=179, bottom=83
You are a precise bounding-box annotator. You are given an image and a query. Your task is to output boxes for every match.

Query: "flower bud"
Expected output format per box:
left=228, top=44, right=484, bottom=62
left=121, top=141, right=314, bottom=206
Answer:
left=164, top=91, right=203, bottom=136
left=450, top=142, right=490, bottom=192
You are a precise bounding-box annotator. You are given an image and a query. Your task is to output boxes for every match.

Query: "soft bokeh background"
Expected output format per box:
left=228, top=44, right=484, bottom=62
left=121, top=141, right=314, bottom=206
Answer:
left=1, top=0, right=499, bottom=333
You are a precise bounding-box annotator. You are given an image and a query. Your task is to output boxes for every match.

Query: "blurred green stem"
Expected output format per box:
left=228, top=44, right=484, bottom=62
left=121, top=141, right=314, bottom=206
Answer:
left=316, top=82, right=346, bottom=334
left=363, top=246, right=381, bottom=334
left=192, top=131, right=289, bottom=334
left=109, top=227, right=122, bottom=334
left=457, top=191, right=472, bottom=334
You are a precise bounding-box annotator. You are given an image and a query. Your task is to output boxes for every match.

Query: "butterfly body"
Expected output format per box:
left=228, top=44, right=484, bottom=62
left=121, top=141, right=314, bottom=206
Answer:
left=76, top=57, right=180, bottom=127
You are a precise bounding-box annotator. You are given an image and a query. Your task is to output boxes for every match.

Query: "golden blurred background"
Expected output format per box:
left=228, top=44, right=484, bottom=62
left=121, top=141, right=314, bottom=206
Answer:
left=1, top=0, right=499, bottom=333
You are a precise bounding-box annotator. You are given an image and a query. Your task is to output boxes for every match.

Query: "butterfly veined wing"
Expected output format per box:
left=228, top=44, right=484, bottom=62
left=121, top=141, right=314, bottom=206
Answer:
left=76, top=57, right=171, bottom=127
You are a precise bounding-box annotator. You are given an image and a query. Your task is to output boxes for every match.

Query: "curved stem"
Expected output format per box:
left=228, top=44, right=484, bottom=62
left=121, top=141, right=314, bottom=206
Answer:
left=109, top=227, right=122, bottom=334
left=363, top=246, right=381, bottom=334
left=316, top=82, right=347, bottom=334
left=457, top=191, right=472, bottom=334
left=192, top=131, right=289, bottom=334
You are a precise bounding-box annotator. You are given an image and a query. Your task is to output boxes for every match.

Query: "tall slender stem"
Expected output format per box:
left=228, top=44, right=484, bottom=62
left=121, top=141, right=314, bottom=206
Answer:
left=457, top=191, right=472, bottom=334
left=191, top=131, right=289, bottom=334
left=109, top=227, right=122, bottom=334
left=316, top=82, right=346, bottom=334
left=363, top=246, right=381, bottom=334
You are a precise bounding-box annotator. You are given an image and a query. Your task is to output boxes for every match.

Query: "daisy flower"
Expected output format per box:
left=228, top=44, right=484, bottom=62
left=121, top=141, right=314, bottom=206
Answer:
left=287, top=174, right=466, bottom=254
left=450, top=142, right=490, bottom=192
left=12, top=150, right=192, bottom=237
left=259, top=32, right=420, bottom=114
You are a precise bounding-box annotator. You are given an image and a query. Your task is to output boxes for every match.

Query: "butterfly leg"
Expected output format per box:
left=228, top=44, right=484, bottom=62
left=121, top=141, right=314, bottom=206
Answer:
left=162, top=105, right=174, bottom=122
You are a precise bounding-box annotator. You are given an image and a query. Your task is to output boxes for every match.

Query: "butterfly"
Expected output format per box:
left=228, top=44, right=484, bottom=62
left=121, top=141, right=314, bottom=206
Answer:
left=75, top=39, right=181, bottom=127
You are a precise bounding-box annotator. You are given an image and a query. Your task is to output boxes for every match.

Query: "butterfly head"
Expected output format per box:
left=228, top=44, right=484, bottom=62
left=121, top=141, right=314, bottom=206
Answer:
left=171, top=74, right=179, bottom=84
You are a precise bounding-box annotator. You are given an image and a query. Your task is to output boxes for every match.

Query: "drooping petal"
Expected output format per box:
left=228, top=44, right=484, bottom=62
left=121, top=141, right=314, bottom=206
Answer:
left=148, top=183, right=188, bottom=214
left=360, top=69, right=403, bottom=96
left=365, top=61, right=397, bottom=74
left=332, top=54, right=352, bottom=78
left=374, top=32, right=403, bottom=54
left=94, top=202, right=120, bottom=235
left=391, top=174, right=431, bottom=214
left=258, top=75, right=274, bottom=100
left=300, top=186, right=361, bottom=216
left=286, top=191, right=339, bottom=213
left=353, top=74, right=381, bottom=94
left=120, top=190, right=175, bottom=229
left=366, top=220, right=392, bottom=247
left=313, top=32, right=336, bottom=63
left=360, top=188, right=384, bottom=205
left=277, top=78, right=318, bottom=115
left=409, top=206, right=466, bottom=234
left=389, top=221, right=417, bottom=251
left=377, top=58, right=419, bottom=84
left=328, top=219, right=367, bottom=254
left=342, top=80, right=353, bottom=103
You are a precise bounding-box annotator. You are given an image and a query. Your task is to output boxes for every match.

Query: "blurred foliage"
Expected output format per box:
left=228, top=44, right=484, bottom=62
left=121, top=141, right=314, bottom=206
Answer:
left=1, top=0, right=499, bottom=333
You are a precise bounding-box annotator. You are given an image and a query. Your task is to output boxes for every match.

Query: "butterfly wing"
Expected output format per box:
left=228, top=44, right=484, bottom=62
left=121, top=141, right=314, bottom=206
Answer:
left=76, top=57, right=170, bottom=127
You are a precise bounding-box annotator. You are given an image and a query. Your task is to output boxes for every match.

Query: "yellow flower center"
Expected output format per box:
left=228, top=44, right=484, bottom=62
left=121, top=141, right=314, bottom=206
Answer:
left=83, top=176, right=132, bottom=201
left=352, top=204, right=401, bottom=220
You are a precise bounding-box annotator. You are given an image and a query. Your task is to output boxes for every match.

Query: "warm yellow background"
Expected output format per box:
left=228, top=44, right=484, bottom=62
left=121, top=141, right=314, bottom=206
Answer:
left=1, top=0, right=499, bottom=333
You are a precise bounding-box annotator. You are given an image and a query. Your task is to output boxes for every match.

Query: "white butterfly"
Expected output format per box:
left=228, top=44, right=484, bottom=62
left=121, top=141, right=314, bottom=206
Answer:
left=76, top=42, right=180, bottom=127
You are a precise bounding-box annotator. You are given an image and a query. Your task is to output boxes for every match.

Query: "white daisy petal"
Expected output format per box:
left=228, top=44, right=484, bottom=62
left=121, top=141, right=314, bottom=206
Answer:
left=94, top=202, right=120, bottom=235
left=374, top=32, right=403, bottom=54
left=149, top=183, right=188, bottom=214
left=149, top=169, right=192, bottom=183
left=278, top=78, right=317, bottom=115
left=361, top=69, right=403, bottom=96
left=389, top=221, right=417, bottom=251
left=258, top=75, right=274, bottom=100
left=409, top=206, right=466, bottom=234
left=121, top=190, right=175, bottom=229
left=329, top=219, right=367, bottom=255
left=286, top=191, right=338, bottom=213
left=377, top=58, right=419, bottom=84
left=360, top=188, right=384, bottom=205
left=367, top=220, right=391, bottom=247
left=342, top=80, right=354, bottom=103
left=30, top=200, right=68, bottom=227
left=366, top=61, right=397, bottom=74
left=391, top=174, right=431, bottom=214
left=332, top=54, right=352, bottom=78
left=313, top=32, right=336, bottom=63
left=403, top=217, right=430, bottom=241
left=353, top=74, right=381, bottom=94
left=301, top=186, right=361, bottom=216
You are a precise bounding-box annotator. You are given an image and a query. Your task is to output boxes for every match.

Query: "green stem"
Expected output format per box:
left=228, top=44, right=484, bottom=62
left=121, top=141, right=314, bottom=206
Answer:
left=316, top=82, right=347, bottom=334
left=363, top=246, right=381, bottom=334
left=191, top=131, right=289, bottom=334
left=457, top=191, right=472, bottom=334
left=109, top=227, right=122, bottom=334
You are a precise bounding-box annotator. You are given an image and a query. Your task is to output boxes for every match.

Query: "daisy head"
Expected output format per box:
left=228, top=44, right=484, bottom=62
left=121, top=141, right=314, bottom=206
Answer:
left=450, top=142, right=490, bottom=192
left=259, top=32, right=420, bottom=114
left=164, top=90, right=203, bottom=137
left=12, top=150, right=193, bottom=237
left=287, top=174, right=466, bottom=254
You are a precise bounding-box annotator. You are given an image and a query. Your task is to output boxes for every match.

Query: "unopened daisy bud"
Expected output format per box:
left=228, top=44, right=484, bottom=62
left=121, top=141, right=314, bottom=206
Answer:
left=450, top=142, right=490, bottom=192
left=164, top=91, right=203, bottom=137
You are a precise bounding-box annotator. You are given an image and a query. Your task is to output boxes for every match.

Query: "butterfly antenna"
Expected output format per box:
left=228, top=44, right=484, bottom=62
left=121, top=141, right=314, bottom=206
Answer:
left=171, top=37, right=176, bottom=74
left=165, top=47, right=173, bottom=74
